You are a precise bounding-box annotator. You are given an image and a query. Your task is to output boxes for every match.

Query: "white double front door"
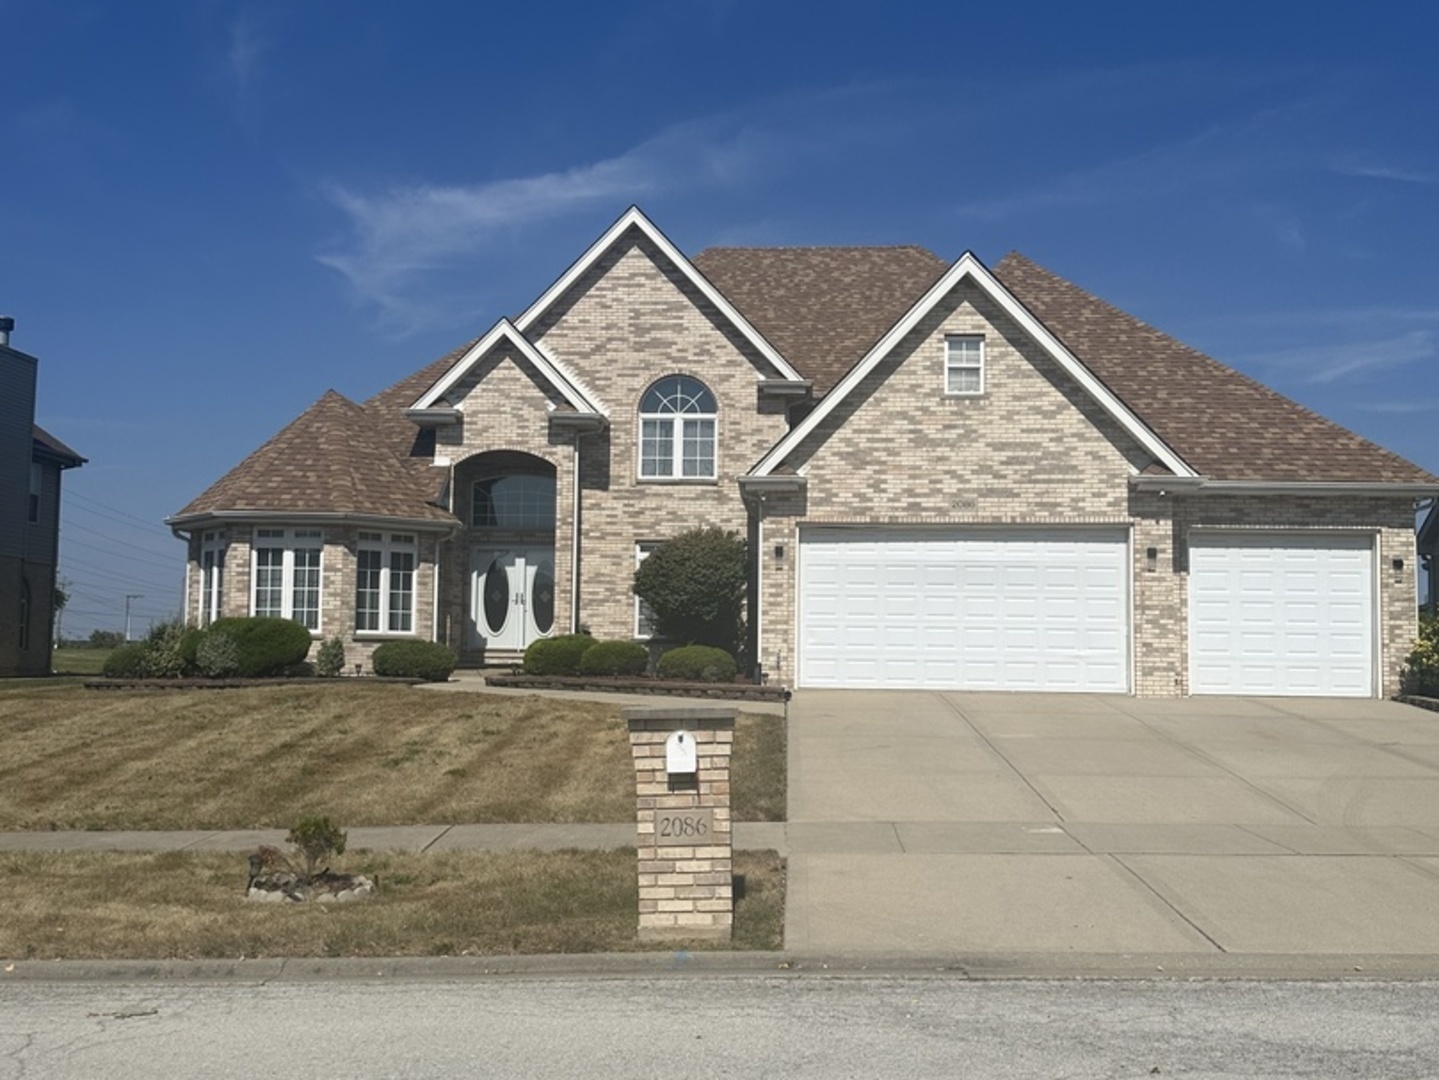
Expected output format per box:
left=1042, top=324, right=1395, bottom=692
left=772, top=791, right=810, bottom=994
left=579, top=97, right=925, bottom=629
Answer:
left=469, top=546, right=556, bottom=651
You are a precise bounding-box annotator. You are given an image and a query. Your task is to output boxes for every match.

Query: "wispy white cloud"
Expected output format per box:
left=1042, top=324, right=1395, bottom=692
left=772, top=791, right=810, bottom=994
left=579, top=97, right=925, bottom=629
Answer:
left=1355, top=397, right=1439, bottom=414
left=1246, top=329, right=1435, bottom=384
left=315, top=110, right=812, bottom=329
left=1332, top=160, right=1436, bottom=184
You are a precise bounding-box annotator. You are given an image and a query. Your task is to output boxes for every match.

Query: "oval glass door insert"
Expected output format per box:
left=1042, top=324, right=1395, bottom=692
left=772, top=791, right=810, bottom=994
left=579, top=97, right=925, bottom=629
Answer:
left=482, top=558, right=509, bottom=636
left=532, top=559, right=555, bottom=635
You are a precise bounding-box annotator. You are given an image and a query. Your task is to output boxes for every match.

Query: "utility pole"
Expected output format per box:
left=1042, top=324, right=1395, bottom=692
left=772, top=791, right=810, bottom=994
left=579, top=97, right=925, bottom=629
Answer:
left=124, top=594, right=143, bottom=642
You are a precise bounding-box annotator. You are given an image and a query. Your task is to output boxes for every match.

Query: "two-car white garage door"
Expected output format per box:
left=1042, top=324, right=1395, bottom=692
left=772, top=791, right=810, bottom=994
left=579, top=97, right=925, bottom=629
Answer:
left=798, top=528, right=1130, bottom=692
left=797, top=527, right=1377, bottom=696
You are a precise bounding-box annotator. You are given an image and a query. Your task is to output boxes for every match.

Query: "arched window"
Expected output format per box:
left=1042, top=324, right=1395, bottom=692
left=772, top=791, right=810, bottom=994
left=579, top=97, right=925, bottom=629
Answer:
left=639, top=376, right=716, bottom=479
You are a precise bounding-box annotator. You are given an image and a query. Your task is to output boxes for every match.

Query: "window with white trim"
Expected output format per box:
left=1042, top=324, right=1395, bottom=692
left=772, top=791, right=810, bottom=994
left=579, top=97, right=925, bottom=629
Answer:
left=355, top=532, right=417, bottom=634
left=199, top=531, right=225, bottom=627
left=635, top=542, right=659, bottom=638
left=945, top=335, right=984, bottom=395
left=639, top=376, right=717, bottom=479
left=252, top=528, right=322, bottom=630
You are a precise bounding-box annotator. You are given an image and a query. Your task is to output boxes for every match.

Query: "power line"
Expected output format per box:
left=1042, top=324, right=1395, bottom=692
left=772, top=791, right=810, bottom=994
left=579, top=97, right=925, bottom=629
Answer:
left=65, top=520, right=184, bottom=563
left=66, top=490, right=175, bottom=536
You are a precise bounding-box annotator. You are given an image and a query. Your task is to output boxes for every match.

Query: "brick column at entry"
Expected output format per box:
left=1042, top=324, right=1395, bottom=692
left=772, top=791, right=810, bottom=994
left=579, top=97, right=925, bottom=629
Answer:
left=623, top=706, right=735, bottom=941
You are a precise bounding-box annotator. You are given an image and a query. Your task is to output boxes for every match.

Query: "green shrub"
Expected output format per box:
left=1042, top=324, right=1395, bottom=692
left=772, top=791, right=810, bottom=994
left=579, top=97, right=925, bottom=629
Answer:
left=632, top=527, right=746, bottom=654
left=195, top=631, right=241, bottom=678
left=1403, top=613, right=1439, bottom=696
left=522, top=633, right=596, bottom=676
left=578, top=639, right=649, bottom=677
left=657, top=644, right=737, bottom=683
left=140, top=619, right=202, bottom=678
left=286, top=815, right=347, bottom=880
left=101, top=643, right=149, bottom=678
left=207, top=617, right=313, bottom=677
left=371, top=640, right=457, bottom=682
left=315, top=636, right=346, bottom=678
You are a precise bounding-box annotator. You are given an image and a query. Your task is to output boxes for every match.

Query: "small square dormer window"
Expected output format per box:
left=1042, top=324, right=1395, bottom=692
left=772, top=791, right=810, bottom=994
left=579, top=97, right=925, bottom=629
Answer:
left=945, top=335, right=984, bottom=396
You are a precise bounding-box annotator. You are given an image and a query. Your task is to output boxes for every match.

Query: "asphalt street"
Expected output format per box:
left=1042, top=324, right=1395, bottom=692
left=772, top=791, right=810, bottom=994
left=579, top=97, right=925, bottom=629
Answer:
left=4, top=975, right=1439, bottom=1079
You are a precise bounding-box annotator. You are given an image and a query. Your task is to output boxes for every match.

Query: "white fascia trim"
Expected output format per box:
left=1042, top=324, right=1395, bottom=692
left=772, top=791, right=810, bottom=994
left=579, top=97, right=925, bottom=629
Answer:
left=752, top=252, right=1197, bottom=479
left=1139, top=479, right=1439, bottom=497
left=514, top=205, right=806, bottom=384
left=409, top=319, right=600, bottom=415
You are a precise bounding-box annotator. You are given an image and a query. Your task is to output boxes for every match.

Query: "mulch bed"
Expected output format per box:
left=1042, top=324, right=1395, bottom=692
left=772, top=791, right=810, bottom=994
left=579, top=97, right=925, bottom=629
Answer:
left=485, top=673, right=791, bottom=702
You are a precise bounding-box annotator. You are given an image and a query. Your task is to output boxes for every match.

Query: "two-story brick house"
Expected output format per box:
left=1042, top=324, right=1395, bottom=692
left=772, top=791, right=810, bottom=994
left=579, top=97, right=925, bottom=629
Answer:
left=169, top=208, right=1437, bottom=697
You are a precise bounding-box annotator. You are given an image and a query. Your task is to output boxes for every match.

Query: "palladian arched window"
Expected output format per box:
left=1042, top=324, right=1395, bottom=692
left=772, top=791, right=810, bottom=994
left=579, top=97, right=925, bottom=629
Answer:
left=639, top=376, right=716, bottom=479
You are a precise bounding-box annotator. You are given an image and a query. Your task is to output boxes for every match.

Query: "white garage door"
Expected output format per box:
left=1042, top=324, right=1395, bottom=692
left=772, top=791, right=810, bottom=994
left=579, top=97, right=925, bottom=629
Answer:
left=798, top=528, right=1129, bottom=692
left=1188, top=532, right=1374, bottom=697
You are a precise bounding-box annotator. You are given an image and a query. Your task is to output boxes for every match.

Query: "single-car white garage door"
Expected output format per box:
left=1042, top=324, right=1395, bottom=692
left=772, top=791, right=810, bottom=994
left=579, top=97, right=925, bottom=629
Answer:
left=798, top=527, right=1129, bottom=692
left=1188, top=532, right=1375, bottom=697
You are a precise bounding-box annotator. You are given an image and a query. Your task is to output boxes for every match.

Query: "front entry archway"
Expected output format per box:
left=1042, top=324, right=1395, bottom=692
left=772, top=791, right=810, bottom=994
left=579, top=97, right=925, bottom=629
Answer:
left=458, top=451, right=559, bottom=657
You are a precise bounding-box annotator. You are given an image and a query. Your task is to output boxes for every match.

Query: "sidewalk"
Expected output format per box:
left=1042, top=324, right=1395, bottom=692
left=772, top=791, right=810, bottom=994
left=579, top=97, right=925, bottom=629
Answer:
left=0, top=822, right=787, bottom=854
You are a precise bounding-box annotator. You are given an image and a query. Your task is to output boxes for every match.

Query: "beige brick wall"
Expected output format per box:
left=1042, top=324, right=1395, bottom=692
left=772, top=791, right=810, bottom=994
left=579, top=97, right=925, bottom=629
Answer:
left=525, top=232, right=790, bottom=642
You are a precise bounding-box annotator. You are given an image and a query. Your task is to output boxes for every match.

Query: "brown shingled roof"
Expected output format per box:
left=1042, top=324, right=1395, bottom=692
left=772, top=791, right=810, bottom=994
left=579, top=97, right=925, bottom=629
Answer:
left=171, top=389, right=454, bottom=524
left=994, top=253, right=1437, bottom=484
left=693, top=246, right=949, bottom=393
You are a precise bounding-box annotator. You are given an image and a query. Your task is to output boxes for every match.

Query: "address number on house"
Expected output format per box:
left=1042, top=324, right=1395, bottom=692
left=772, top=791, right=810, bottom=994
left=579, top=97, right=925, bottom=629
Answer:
left=655, top=809, right=714, bottom=845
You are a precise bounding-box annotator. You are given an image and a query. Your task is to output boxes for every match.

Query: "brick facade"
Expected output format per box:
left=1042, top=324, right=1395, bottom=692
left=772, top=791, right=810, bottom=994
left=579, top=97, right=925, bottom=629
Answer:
left=175, top=215, right=1430, bottom=698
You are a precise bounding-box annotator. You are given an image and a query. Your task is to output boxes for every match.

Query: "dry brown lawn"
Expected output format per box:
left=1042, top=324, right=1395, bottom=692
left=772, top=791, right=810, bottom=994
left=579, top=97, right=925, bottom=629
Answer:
left=0, top=849, right=785, bottom=958
left=0, top=683, right=784, bottom=829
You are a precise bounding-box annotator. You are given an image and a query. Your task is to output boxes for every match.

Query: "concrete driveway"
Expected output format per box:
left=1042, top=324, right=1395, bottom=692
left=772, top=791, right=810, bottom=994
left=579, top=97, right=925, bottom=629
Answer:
left=783, top=691, right=1439, bottom=966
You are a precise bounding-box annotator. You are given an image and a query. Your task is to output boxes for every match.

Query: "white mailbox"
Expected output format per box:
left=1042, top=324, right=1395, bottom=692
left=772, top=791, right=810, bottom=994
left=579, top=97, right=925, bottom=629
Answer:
left=665, top=730, right=698, bottom=775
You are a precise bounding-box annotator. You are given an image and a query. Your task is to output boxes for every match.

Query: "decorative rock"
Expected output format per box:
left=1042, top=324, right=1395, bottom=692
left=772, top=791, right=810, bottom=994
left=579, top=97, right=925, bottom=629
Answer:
left=246, top=870, right=375, bottom=903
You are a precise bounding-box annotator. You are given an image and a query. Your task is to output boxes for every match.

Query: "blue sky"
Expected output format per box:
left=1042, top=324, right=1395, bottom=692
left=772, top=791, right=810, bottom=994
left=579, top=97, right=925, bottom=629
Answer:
left=4, top=0, right=1437, bottom=638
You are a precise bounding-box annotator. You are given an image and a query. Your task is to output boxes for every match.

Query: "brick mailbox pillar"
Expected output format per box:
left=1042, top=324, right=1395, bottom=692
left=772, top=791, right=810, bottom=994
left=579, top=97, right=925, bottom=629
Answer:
left=623, top=706, right=735, bottom=941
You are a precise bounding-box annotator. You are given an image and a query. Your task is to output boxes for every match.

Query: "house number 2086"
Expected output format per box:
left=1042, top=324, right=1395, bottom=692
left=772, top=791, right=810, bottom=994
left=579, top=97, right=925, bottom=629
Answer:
left=656, top=810, right=713, bottom=845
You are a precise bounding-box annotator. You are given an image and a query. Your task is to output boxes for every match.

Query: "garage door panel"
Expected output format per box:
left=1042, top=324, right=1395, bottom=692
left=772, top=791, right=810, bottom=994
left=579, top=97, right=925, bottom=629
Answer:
left=1188, top=533, right=1374, bottom=697
left=799, top=528, right=1129, bottom=692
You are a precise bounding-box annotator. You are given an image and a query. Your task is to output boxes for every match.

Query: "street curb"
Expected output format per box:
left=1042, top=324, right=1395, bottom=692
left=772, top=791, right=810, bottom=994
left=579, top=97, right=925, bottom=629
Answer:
left=8, top=951, right=1439, bottom=984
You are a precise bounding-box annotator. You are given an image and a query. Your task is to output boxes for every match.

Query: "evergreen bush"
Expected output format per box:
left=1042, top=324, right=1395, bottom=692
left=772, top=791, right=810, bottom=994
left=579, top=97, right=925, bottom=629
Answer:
left=195, top=631, right=241, bottom=678
left=632, top=527, right=746, bottom=654
left=577, top=639, right=649, bottom=677
left=315, top=636, right=346, bottom=678
left=101, top=643, right=149, bottom=678
left=656, top=644, right=737, bottom=683
left=207, top=617, right=313, bottom=677
left=522, top=633, right=596, bottom=676
left=371, top=640, right=457, bottom=681
left=1403, top=613, right=1439, bottom=696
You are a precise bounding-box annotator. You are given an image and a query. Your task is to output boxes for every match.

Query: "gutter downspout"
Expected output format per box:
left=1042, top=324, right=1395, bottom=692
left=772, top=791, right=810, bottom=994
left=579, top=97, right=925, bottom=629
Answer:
left=571, top=438, right=581, bottom=633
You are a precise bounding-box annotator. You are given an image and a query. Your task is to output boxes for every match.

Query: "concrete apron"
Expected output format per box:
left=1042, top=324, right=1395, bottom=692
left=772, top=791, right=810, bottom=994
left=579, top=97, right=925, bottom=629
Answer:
left=784, top=690, right=1439, bottom=961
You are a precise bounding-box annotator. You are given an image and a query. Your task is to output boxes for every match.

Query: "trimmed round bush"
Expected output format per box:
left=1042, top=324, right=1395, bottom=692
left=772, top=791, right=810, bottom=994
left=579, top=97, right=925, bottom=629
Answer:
left=101, top=643, right=149, bottom=678
left=578, top=639, right=649, bottom=677
left=371, top=640, right=458, bottom=682
left=206, top=617, right=313, bottom=678
left=522, top=633, right=596, bottom=676
left=656, top=644, right=737, bottom=683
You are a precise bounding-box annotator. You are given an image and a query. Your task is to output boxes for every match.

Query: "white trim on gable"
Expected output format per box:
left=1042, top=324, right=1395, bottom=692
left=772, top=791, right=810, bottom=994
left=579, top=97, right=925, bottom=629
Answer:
left=409, top=318, right=601, bottom=416
left=515, top=206, right=806, bottom=385
left=750, top=252, right=1199, bottom=479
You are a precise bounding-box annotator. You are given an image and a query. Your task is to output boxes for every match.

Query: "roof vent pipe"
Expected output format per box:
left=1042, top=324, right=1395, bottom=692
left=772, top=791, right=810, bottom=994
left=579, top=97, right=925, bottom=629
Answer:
left=0, top=317, right=12, bottom=347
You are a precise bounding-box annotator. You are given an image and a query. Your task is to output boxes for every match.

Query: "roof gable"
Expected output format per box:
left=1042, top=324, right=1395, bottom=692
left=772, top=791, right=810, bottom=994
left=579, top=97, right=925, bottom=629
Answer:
left=515, top=206, right=805, bottom=385
left=693, top=245, right=949, bottom=394
left=170, top=390, right=452, bottom=526
left=995, top=253, right=1438, bottom=485
left=752, top=252, right=1194, bottom=479
left=409, top=319, right=601, bottom=415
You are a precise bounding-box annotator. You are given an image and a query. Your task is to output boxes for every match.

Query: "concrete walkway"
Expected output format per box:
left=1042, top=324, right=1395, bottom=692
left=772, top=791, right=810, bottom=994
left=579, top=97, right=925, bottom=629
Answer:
left=783, top=690, right=1439, bottom=960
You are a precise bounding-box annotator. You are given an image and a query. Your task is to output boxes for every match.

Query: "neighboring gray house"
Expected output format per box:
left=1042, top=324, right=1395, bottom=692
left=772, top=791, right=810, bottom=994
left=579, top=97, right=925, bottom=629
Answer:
left=0, top=318, right=85, bottom=677
left=170, top=208, right=1438, bottom=697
